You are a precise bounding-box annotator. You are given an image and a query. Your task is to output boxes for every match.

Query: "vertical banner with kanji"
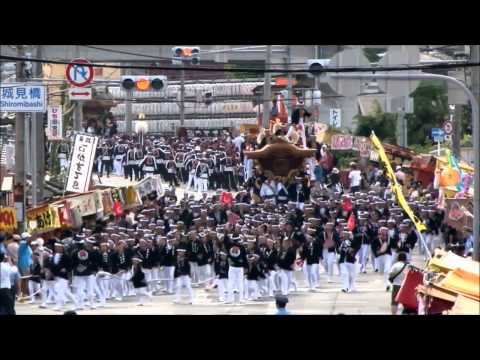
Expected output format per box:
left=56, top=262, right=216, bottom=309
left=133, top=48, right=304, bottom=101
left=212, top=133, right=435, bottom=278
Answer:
left=65, top=133, right=99, bottom=193
left=47, top=105, right=63, bottom=139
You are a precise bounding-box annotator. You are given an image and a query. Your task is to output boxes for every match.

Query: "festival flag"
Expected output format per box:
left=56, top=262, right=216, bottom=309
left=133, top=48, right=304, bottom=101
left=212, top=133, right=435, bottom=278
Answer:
left=370, top=131, right=427, bottom=232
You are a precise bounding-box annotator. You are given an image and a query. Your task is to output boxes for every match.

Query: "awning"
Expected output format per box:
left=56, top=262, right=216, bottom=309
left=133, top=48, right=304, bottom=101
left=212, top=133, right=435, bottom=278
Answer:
left=1, top=176, right=13, bottom=192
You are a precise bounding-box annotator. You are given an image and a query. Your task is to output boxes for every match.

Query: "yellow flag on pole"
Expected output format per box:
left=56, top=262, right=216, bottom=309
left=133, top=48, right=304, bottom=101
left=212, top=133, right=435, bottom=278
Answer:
left=370, top=131, right=427, bottom=232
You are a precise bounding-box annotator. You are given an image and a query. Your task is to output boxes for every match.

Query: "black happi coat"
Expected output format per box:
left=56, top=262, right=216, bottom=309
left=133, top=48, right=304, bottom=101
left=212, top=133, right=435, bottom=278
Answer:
left=174, top=258, right=191, bottom=278
left=338, top=238, right=361, bottom=264
left=300, top=240, right=322, bottom=265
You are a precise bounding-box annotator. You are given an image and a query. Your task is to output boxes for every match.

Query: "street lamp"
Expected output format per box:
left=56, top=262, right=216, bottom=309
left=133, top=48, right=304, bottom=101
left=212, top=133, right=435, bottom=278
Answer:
left=135, top=112, right=148, bottom=147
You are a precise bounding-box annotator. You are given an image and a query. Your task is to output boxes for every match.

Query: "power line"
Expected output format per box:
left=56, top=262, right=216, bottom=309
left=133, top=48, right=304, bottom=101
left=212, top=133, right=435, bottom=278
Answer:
left=2, top=54, right=479, bottom=74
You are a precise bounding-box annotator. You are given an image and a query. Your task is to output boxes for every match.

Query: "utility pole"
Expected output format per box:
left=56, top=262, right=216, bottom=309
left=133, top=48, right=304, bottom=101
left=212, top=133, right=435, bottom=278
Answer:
left=452, top=104, right=462, bottom=158
left=72, top=46, right=83, bottom=132
left=262, top=45, right=272, bottom=128
left=179, top=69, right=185, bottom=126
left=31, top=45, right=44, bottom=206
left=14, top=45, right=26, bottom=230
left=125, top=89, right=132, bottom=135
left=470, top=44, right=479, bottom=261
left=286, top=45, right=293, bottom=121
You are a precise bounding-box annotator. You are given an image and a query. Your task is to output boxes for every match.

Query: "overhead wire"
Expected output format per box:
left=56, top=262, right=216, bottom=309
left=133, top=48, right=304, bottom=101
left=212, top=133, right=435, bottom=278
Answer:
left=1, top=54, right=478, bottom=74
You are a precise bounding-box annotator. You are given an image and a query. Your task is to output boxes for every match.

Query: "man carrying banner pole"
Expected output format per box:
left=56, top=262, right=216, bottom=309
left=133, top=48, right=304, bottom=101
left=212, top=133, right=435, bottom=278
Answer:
left=369, top=131, right=430, bottom=259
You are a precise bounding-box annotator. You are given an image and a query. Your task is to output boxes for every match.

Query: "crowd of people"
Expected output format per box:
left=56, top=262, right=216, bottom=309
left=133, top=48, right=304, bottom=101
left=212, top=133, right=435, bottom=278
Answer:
left=0, top=125, right=475, bottom=315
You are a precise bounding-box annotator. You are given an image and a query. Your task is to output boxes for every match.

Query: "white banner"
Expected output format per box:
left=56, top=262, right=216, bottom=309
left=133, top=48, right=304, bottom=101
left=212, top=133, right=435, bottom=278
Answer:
left=47, top=106, right=63, bottom=140
left=329, top=108, right=341, bottom=128
left=0, top=83, right=46, bottom=112
left=65, top=134, right=99, bottom=193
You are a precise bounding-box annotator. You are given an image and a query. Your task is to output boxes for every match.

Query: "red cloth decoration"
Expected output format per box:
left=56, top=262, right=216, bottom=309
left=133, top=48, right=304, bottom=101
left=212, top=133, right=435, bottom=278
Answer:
left=342, top=198, right=353, bottom=212
left=347, top=213, right=356, bottom=231
left=395, top=268, right=423, bottom=310
left=221, top=192, right=233, bottom=205
left=112, top=200, right=123, bottom=217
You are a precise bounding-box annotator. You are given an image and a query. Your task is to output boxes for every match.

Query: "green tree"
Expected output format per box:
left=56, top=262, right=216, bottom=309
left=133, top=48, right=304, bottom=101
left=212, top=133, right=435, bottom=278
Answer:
left=354, top=105, right=398, bottom=144
left=405, top=81, right=449, bottom=146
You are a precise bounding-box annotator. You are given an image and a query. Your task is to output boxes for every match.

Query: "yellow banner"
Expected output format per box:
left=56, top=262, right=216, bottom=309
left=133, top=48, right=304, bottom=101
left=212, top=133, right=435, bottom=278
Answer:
left=0, top=207, right=17, bottom=232
left=26, top=205, right=62, bottom=234
left=370, top=132, right=427, bottom=232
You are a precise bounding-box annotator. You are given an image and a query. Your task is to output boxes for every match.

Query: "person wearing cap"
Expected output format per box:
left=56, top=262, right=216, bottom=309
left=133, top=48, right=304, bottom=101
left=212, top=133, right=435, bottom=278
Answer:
left=300, top=234, right=322, bottom=290
left=71, top=240, right=99, bottom=310
left=17, top=232, right=33, bottom=298
left=99, top=141, right=114, bottom=178
left=318, top=223, right=340, bottom=283
left=173, top=249, right=194, bottom=304
left=110, top=241, right=131, bottom=301
left=130, top=257, right=152, bottom=306
left=338, top=231, right=360, bottom=293
left=49, top=242, right=78, bottom=311
left=386, top=219, right=400, bottom=261
left=27, top=251, right=43, bottom=304
left=160, top=238, right=177, bottom=294
left=196, top=234, right=214, bottom=287
left=195, top=159, right=210, bottom=193
left=274, top=294, right=290, bottom=315
left=113, top=142, right=127, bottom=177
left=246, top=254, right=263, bottom=301
left=397, top=223, right=417, bottom=262
left=264, top=239, right=279, bottom=297
left=354, top=216, right=375, bottom=274
left=224, top=234, right=248, bottom=304
left=135, top=239, right=155, bottom=293
left=213, top=250, right=229, bottom=302
left=97, top=242, right=113, bottom=305
left=276, top=239, right=297, bottom=296
left=372, top=227, right=395, bottom=291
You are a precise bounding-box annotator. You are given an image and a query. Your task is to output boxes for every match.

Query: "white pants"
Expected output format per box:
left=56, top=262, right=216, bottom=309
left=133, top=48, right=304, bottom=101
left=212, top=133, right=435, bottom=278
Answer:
left=197, top=177, right=208, bottom=193
left=54, top=278, right=77, bottom=308
left=135, top=287, right=152, bottom=305
left=227, top=266, right=244, bottom=302
left=278, top=269, right=291, bottom=296
left=376, top=254, right=393, bottom=286
left=97, top=277, right=110, bottom=304
left=189, top=262, right=199, bottom=284
left=163, top=266, right=175, bottom=293
left=197, top=264, right=211, bottom=285
left=175, top=275, right=194, bottom=303
left=268, top=270, right=278, bottom=296
left=296, top=202, right=305, bottom=210
left=73, top=275, right=96, bottom=308
left=306, top=263, right=319, bottom=289
left=187, top=173, right=196, bottom=190
left=359, top=244, right=372, bottom=272
left=28, top=281, right=41, bottom=302
left=322, top=249, right=337, bottom=280
left=247, top=280, right=260, bottom=300
left=340, top=262, right=357, bottom=292
left=41, top=280, right=56, bottom=306
left=288, top=270, right=297, bottom=292
left=112, top=272, right=128, bottom=299
left=258, top=278, right=268, bottom=296
left=114, top=158, right=124, bottom=176
left=216, top=278, right=228, bottom=302
left=143, top=269, right=153, bottom=292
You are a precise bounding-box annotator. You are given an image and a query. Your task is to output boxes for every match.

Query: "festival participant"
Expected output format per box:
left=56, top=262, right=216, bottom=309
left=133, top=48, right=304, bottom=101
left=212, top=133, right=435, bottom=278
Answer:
left=372, top=227, right=395, bottom=291
left=276, top=238, right=297, bottom=296
left=338, top=231, right=361, bottom=293
left=318, top=222, right=340, bottom=283
left=173, top=249, right=194, bottom=304
left=50, top=243, right=77, bottom=312
left=355, top=215, right=375, bottom=273
left=139, top=151, right=158, bottom=178
left=225, top=235, right=248, bottom=304
left=300, top=234, right=322, bottom=290
left=130, top=257, right=152, bottom=306
left=110, top=240, right=131, bottom=301
left=214, top=250, right=229, bottom=302
left=113, top=142, right=127, bottom=176
left=100, top=141, right=114, bottom=178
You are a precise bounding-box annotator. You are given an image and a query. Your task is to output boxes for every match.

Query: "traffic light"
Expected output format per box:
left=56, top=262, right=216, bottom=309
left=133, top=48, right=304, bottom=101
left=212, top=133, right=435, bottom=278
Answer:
left=121, top=75, right=167, bottom=91
left=307, top=59, right=331, bottom=75
left=172, top=46, right=200, bottom=65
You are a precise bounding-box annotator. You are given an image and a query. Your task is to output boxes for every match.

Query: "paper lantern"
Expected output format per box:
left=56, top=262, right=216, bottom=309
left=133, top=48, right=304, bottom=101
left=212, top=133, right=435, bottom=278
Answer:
left=439, top=167, right=461, bottom=187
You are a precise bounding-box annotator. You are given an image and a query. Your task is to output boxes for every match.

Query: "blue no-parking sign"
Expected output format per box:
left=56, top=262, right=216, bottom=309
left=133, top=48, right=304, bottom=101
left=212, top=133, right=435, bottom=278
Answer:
left=431, top=128, right=444, bottom=142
